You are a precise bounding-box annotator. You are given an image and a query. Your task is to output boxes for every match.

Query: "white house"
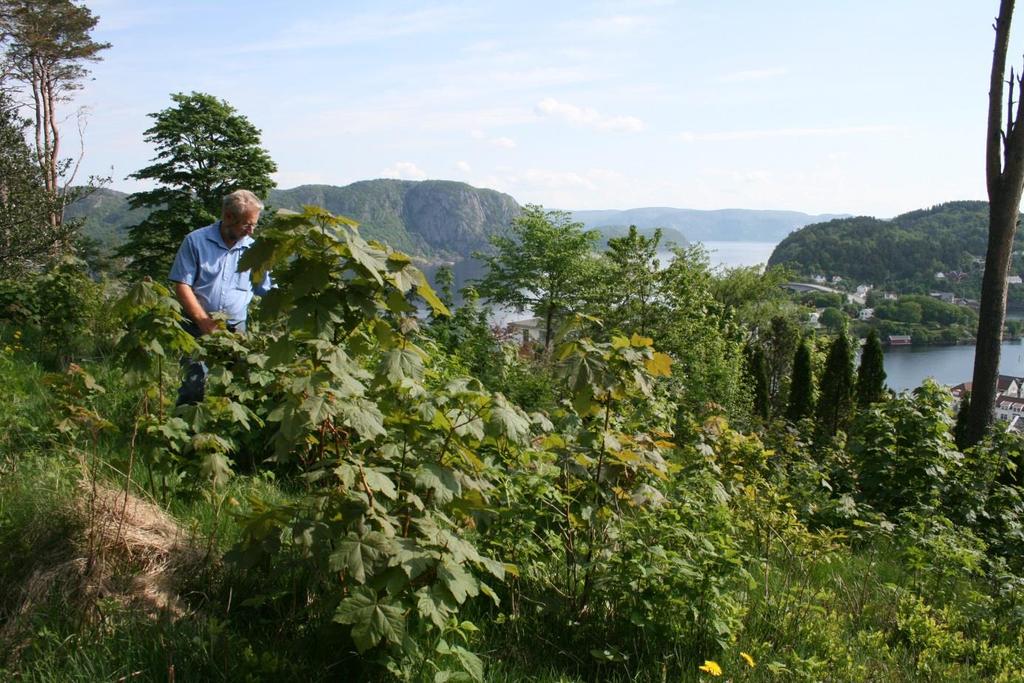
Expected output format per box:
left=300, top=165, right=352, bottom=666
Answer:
left=935, top=272, right=947, bottom=280
left=952, top=376, right=1024, bottom=433
left=507, top=317, right=547, bottom=345
left=1008, top=275, right=1023, bottom=285
left=858, top=308, right=875, bottom=321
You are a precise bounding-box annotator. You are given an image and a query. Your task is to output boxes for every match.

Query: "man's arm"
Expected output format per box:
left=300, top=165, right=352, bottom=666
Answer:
left=174, top=282, right=219, bottom=335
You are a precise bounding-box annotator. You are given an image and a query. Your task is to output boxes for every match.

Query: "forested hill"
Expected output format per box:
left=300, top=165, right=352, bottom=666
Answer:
left=269, top=180, right=519, bottom=259
left=68, top=180, right=521, bottom=262
left=572, top=207, right=846, bottom=242
left=767, top=201, right=1001, bottom=289
left=70, top=180, right=843, bottom=261
left=64, top=187, right=150, bottom=251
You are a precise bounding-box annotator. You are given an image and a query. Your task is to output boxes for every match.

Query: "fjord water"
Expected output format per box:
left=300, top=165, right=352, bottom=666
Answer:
left=882, top=341, right=1024, bottom=392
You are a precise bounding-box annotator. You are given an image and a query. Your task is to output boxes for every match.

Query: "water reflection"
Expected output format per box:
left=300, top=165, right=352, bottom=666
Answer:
left=882, top=341, right=1024, bottom=392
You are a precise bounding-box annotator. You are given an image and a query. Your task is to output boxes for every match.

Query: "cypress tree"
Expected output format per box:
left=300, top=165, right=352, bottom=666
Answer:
left=856, top=328, right=887, bottom=406
left=746, top=344, right=770, bottom=421
left=954, top=391, right=971, bottom=451
left=786, top=336, right=815, bottom=421
left=816, top=331, right=855, bottom=438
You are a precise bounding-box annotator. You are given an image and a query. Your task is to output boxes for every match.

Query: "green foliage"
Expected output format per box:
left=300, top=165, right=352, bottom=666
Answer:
left=816, top=331, right=855, bottom=439
left=656, top=246, right=748, bottom=418
left=0, top=257, right=119, bottom=365
left=849, top=381, right=952, bottom=514
left=118, top=92, right=278, bottom=278
left=786, top=336, right=815, bottom=422
left=757, top=315, right=802, bottom=413
left=0, top=94, right=70, bottom=278
left=745, top=344, right=770, bottom=421
left=819, top=306, right=846, bottom=332
left=711, top=264, right=792, bottom=324
left=597, top=225, right=663, bottom=337
left=9, top=189, right=1024, bottom=682
left=856, top=329, right=887, bottom=406
left=162, top=206, right=527, bottom=679
left=476, top=205, right=600, bottom=350
left=769, top=201, right=996, bottom=292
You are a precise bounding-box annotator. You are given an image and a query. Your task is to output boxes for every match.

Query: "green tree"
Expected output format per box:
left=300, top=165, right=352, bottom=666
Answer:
left=856, top=328, right=887, bottom=406
left=0, top=0, right=109, bottom=229
left=760, top=314, right=801, bottom=412
left=816, top=331, right=855, bottom=438
left=786, top=335, right=815, bottom=421
left=599, top=225, right=662, bottom=336
left=656, top=245, right=747, bottom=417
left=745, top=343, right=770, bottom=420
left=0, top=93, right=66, bottom=277
left=476, top=205, right=599, bottom=351
left=118, top=92, right=277, bottom=278
left=954, top=390, right=971, bottom=451
left=820, top=306, right=846, bottom=332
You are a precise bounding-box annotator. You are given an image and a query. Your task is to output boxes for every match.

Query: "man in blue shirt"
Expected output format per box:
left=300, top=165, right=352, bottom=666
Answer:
left=169, top=189, right=271, bottom=404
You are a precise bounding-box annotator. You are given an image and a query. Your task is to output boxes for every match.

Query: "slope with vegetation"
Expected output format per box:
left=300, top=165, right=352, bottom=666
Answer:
left=769, top=201, right=1024, bottom=303
left=3, top=203, right=1024, bottom=682
left=270, top=179, right=520, bottom=260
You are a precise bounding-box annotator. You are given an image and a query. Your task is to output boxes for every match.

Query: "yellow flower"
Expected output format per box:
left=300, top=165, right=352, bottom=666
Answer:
left=740, top=652, right=756, bottom=668
left=698, top=660, right=723, bottom=677
left=13, top=330, right=21, bottom=339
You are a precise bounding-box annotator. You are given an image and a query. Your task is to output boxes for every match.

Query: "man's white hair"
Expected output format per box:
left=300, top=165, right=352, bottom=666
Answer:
left=222, top=189, right=264, bottom=220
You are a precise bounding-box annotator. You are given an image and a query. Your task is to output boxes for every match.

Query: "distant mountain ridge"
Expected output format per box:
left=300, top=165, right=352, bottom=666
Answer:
left=572, top=207, right=847, bottom=243
left=68, top=179, right=845, bottom=261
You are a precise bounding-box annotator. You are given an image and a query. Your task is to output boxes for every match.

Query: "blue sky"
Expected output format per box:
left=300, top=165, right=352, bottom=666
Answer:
left=68, top=0, right=1022, bottom=216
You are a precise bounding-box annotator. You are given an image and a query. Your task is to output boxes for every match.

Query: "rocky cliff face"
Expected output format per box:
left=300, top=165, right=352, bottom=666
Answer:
left=270, top=179, right=520, bottom=260
left=401, top=181, right=519, bottom=256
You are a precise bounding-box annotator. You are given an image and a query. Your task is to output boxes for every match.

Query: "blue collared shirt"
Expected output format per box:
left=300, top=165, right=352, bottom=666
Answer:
left=168, top=222, right=271, bottom=325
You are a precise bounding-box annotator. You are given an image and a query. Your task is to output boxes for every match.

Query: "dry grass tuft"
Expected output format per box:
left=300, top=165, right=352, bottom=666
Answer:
left=0, top=478, right=203, bottom=660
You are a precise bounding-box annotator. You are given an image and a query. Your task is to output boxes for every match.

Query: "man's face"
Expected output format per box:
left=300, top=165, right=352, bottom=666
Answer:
left=222, top=208, right=261, bottom=243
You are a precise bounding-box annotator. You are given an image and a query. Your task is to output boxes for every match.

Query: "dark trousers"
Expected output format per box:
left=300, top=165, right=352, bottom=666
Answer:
left=176, top=320, right=244, bottom=406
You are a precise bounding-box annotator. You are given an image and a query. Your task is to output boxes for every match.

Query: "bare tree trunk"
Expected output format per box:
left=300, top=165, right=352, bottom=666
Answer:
left=967, top=0, right=1024, bottom=445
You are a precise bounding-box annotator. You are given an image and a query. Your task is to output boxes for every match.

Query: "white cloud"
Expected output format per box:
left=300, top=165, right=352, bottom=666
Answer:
left=456, top=160, right=472, bottom=172
left=467, top=131, right=517, bottom=148
left=566, top=14, right=654, bottom=36
left=380, top=161, right=428, bottom=180
left=535, top=97, right=645, bottom=133
left=230, top=6, right=467, bottom=54
left=719, top=67, right=789, bottom=83
left=675, top=125, right=897, bottom=142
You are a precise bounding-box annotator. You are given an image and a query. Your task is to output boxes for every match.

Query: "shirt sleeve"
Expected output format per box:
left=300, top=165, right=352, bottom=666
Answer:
left=168, top=236, right=197, bottom=286
left=253, top=270, right=273, bottom=296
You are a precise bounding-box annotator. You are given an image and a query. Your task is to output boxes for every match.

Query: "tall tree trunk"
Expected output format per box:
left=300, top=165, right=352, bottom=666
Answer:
left=967, top=0, right=1024, bottom=445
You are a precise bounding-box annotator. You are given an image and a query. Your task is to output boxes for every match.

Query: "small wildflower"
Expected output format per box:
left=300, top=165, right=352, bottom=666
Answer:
left=698, top=660, right=723, bottom=677
left=740, top=652, right=756, bottom=668
left=3, top=345, right=11, bottom=354
left=13, top=330, right=21, bottom=339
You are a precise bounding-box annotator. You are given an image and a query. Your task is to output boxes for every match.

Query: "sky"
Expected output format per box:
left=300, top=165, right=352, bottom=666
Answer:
left=53, top=0, right=1024, bottom=217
